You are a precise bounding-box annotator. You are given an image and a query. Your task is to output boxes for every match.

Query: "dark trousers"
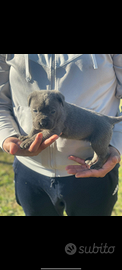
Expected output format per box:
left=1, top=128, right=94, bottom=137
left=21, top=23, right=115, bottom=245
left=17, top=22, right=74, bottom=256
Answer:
left=13, top=158, right=119, bottom=216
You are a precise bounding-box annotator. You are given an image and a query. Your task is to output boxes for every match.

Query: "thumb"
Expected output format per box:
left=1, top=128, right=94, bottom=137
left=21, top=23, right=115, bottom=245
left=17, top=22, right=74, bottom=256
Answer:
left=9, top=142, right=20, bottom=155
left=111, top=155, right=121, bottom=164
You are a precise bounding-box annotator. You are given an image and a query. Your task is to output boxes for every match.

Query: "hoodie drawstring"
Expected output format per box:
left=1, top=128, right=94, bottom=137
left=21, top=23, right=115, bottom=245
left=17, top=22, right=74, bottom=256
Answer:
left=91, top=54, right=98, bottom=69
left=24, top=54, right=32, bottom=82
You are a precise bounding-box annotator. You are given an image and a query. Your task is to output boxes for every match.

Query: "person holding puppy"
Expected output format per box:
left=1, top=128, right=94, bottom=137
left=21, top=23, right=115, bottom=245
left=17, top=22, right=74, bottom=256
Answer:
left=0, top=54, right=121, bottom=216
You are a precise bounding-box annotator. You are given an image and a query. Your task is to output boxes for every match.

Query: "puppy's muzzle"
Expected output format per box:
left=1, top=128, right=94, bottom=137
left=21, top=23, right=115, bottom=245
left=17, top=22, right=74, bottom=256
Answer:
left=39, top=118, right=49, bottom=128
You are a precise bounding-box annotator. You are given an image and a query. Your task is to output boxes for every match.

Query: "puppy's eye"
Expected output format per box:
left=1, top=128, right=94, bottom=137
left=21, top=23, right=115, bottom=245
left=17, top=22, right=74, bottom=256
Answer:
left=33, top=109, right=38, bottom=113
left=51, top=110, right=56, bottom=114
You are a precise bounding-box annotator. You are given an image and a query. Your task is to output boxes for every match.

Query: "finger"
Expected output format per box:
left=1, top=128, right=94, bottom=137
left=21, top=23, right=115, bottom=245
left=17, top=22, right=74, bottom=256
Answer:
left=9, top=142, right=20, bottom=155
left=66, top=169, right=77, bottom=175
left=68, top=156, right=86, bottom=165
left=66, top=164, right=88, bottom=171
left=75, top=169, right=102, bottom=178
left=40, top=135, right=59, bottom=150
left=66, top=165, right=90, bottom=175
left=106, top=155, right=121, bottom=166
left=101, top=156, right=120, bottom=174
left=28, top=133, right=43, bottom=152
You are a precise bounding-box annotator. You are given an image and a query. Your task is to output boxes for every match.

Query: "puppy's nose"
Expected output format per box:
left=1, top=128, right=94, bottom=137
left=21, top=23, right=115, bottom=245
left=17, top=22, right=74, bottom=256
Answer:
left=40, top=119, right=48, bottom=127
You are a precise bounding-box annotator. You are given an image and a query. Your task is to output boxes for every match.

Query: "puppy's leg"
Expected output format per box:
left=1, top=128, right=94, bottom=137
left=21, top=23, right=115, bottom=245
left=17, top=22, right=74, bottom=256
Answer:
left=90, top=128, right=112, bottom=169
left=90, top=149, right=110, bottom=169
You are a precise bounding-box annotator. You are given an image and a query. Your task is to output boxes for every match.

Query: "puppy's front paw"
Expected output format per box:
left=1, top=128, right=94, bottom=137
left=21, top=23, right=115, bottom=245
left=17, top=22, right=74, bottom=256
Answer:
left=90, top=163, right=102, bottom=170
left=20, top=138, right=33, bottom=149
left=19, top=135, right=29, bottom=141
left=90, top=160, right=104, bottom=170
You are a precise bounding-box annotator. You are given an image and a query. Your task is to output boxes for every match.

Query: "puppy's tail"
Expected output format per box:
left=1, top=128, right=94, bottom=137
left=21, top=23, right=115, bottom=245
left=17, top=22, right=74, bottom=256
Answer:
left=107, top=115, right=122, bottom=125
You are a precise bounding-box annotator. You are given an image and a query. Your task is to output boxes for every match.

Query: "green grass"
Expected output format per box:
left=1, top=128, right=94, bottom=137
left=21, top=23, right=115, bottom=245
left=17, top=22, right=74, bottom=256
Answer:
left=0, top=150, right=24, bottom=216
left=112, top=159, right=122, bottom=216
left=112, top=99, right=122, bottom=215
left=0, top=149, right=122, bottom=216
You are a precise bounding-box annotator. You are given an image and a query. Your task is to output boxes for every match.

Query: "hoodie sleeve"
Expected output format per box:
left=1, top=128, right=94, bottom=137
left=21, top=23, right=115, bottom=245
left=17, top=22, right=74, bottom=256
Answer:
left=110, top=54, right=122, bottom=154
left=0, top=54, right=20, bottom=149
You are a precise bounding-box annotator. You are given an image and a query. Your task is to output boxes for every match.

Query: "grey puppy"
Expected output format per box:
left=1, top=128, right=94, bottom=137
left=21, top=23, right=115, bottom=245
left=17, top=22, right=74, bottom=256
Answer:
left=19, top=90, right=122, bottom=169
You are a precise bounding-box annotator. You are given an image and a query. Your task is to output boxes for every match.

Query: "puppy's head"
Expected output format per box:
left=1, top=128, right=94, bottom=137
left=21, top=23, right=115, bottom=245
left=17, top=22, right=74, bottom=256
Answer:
left=28, top=90, right=65, bottom=130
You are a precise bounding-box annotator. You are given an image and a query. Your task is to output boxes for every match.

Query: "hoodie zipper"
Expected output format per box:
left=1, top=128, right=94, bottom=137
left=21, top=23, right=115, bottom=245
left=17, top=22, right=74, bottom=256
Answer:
left=50, top=54, right=57, bottom=90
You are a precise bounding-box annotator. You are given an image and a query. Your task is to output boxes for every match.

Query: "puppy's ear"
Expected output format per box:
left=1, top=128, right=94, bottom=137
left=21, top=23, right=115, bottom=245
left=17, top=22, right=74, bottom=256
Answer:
left=28, top=91, right=38, bottom=107
left=55, top=92, right=65, bottom=106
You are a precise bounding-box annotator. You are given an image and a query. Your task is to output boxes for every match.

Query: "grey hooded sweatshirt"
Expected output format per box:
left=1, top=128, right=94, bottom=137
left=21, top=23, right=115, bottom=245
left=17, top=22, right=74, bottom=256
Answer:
left=0, top=54, right=122, bottom=177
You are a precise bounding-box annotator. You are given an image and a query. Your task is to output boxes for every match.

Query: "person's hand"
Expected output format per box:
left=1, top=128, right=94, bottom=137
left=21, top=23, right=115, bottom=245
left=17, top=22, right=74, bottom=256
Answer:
left=66, top=146, right=121, bottom=178
left=3, top=133, right=59, bottom=156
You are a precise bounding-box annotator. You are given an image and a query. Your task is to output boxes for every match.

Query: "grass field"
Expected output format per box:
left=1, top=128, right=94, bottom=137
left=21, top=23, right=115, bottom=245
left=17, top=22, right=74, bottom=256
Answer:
left=112, top=160, right=122, bottom=216
left=0, top=150, right=24, bottom=216
left=0, top=149, right=122, bottom=216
